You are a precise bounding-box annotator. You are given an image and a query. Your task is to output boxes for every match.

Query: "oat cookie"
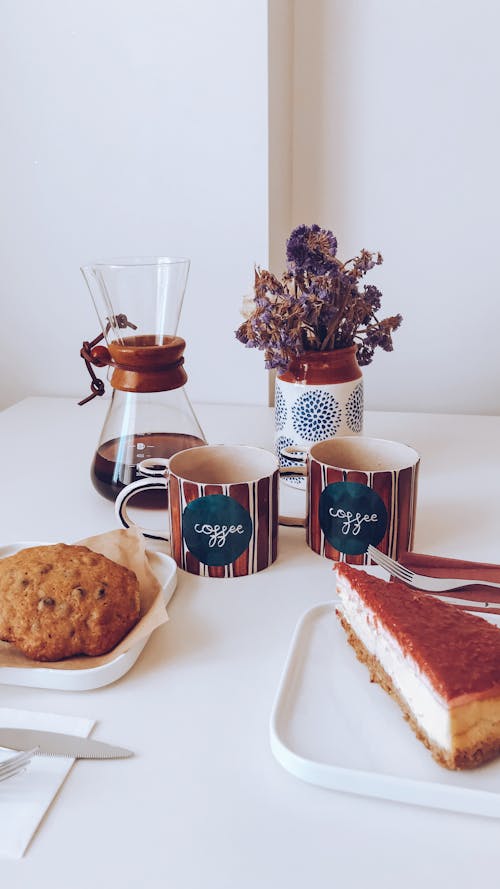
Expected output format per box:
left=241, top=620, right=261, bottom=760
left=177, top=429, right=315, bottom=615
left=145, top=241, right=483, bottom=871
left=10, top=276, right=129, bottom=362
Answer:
left=0, top=544, right=141, bottom=661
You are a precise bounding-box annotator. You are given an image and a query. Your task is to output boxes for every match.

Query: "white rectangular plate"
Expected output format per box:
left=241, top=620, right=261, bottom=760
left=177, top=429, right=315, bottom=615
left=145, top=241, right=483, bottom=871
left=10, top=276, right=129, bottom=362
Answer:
left=270, top=595, right=500, bottom=818
left=0, top=542, right=177, bottom=691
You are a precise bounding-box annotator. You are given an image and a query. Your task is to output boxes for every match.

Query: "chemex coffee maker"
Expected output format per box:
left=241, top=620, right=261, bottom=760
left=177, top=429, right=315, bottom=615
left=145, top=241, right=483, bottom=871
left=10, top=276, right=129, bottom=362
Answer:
left=79, top=257, right=206, bottom=506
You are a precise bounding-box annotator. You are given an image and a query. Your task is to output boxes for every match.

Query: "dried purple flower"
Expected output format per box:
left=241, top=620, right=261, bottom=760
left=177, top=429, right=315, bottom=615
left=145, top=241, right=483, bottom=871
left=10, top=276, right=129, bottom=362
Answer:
left=363, top=284, right=382, bottom=311
left=356, top=343, right=375, bottom=366
left=235, top=226, right=401, bottom=370
left=286, top=224, right=338, bottom=276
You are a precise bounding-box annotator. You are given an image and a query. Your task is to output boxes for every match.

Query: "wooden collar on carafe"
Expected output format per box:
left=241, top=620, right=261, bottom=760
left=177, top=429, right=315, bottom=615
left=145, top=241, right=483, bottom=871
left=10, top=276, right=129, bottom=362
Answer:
left=106, top=335, right=188, bottom=392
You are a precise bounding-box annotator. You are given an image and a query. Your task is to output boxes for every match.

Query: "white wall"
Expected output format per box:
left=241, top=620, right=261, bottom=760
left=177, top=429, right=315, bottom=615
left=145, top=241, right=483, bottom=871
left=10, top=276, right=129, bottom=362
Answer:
left=268, top=0, right=294, bottom=404
left=293, top=0, right=500, bottom=414
left=2, top=0, right=499, bottom=416
left=0, top=0, right=270, bottom=411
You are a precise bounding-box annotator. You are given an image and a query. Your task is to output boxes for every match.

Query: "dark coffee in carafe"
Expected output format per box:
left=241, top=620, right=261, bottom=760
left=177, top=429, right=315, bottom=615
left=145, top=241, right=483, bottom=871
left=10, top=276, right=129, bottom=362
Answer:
left=92, top=432, right=206, bottom=506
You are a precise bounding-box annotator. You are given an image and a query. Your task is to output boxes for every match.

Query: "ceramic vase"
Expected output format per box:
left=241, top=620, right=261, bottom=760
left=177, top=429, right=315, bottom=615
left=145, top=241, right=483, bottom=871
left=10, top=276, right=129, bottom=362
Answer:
left=275, top=346, right=363, bottom=489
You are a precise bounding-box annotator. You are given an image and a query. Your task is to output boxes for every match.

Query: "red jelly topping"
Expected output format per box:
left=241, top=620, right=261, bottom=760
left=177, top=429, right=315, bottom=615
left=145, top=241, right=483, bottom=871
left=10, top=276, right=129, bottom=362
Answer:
left=337, top=563, right=500, bottom=703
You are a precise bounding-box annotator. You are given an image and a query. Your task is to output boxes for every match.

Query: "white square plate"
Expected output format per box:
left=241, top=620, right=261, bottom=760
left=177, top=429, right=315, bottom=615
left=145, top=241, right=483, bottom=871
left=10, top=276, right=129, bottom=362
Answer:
left=270, top=589, right=500, bottom=818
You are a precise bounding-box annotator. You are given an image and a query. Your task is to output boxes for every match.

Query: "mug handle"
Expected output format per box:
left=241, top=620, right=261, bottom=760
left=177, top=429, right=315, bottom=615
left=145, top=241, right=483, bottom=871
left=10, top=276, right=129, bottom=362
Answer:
left=114, top=458, right=170, bottom=542
left=115, top=453, right=310, bottom=534
left=280, top=445, right=309, bottom=465
left=278, top=445, right=309, bottom=527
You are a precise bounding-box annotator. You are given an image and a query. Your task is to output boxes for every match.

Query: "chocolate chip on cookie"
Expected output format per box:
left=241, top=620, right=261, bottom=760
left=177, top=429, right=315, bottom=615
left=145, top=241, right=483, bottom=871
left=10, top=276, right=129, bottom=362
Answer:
left=0, top=544, right=140, bottom=661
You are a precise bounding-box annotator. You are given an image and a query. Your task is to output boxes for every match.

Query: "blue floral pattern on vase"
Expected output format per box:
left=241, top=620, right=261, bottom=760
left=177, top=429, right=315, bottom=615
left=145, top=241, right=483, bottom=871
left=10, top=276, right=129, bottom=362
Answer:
left=345, top=381, right=364, bottom=433
left=274, top=385, right=287, bottom=431
left=291, top=389, right=341, bottom=441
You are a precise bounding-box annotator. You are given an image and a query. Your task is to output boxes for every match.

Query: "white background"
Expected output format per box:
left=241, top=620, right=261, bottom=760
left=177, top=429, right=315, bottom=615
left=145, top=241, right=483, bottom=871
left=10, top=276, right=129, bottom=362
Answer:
left=1, top=0, right=499, bottom=415
left=292, top=0, right=500, bottom=415
left=0, top=0, right=269, bottom=410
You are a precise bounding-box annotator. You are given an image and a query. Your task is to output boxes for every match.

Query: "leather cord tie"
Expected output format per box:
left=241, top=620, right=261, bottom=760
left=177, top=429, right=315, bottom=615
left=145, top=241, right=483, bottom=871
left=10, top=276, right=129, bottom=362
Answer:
left=78, top=314, right=137, bottom=405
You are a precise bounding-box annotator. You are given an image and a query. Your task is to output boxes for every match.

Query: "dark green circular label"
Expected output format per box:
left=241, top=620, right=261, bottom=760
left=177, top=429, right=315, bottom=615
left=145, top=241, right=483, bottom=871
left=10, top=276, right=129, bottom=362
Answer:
left=318, top=481, right=387, bottom=555
left=182, top=494, right=253, bottom=566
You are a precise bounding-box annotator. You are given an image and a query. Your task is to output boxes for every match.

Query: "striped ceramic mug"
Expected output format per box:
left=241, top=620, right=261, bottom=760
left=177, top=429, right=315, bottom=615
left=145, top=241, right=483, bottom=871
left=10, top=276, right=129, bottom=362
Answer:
left=115, top=445, right=279, bottom=577
left=285, top=437, right=419, bottom=564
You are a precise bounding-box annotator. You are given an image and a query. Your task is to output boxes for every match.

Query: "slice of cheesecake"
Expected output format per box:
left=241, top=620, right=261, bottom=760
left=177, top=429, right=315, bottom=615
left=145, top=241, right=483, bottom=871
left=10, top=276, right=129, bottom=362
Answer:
left=335, top=562, right=500, bottom=770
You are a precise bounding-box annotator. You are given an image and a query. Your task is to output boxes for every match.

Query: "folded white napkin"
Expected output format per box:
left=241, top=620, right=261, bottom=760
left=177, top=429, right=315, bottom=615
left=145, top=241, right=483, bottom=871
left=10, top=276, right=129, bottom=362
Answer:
left=0, top=707, right=94, bottom=858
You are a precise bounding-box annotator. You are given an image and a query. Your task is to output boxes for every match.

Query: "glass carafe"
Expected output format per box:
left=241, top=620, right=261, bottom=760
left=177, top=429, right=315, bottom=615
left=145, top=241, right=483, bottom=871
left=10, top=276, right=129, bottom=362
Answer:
left=80, top=257, right=206, bottom=506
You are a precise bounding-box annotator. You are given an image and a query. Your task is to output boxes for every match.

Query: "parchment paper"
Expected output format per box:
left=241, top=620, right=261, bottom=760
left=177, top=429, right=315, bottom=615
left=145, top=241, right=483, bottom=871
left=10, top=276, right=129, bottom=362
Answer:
left=0, top=528, right=169, bottom=671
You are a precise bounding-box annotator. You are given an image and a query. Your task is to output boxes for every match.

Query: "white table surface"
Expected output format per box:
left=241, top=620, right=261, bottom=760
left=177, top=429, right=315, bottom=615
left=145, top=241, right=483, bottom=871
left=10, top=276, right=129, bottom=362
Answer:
left=0, top=396, right=499, bottom=886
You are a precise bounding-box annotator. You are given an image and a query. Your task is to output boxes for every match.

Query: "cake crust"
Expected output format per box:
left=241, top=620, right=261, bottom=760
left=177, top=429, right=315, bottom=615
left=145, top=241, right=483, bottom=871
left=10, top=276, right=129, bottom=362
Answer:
left=337, top=563, right=500, bottom=705
left=338, top=611, right=500, bottom=770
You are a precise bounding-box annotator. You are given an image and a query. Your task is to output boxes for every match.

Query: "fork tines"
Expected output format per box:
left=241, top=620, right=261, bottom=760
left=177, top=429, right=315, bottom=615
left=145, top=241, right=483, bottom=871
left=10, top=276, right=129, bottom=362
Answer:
left=367, top=545, right=412, bottom=582
left=0, top=747, right=37, bottom=783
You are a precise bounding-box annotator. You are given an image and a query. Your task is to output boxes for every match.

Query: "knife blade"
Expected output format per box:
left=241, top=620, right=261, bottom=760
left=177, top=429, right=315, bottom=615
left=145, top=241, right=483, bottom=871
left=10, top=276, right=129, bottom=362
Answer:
left=0, top=728, right=133, bottom=759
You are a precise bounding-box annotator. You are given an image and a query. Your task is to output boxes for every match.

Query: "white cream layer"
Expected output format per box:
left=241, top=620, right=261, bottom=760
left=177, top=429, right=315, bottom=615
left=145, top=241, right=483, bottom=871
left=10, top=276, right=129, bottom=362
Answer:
left=337, top=574, right=451, bottom=751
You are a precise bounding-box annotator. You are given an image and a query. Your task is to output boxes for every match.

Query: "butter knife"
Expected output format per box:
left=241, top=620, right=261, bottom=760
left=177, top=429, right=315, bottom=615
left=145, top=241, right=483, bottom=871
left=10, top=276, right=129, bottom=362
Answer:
left=0, top=728, right=133, bottom=758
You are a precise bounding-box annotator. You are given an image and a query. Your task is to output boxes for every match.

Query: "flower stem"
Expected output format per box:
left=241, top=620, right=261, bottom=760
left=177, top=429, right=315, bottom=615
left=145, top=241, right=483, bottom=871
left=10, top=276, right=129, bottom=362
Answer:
left=320, top=289, right=351, bottom=350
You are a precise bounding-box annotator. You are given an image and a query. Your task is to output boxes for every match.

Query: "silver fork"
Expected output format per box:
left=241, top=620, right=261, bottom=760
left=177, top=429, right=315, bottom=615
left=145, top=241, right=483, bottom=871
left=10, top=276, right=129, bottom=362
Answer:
left=0, top=747, right=37, bottom=784
left=367, top=546, right=500, bottom=593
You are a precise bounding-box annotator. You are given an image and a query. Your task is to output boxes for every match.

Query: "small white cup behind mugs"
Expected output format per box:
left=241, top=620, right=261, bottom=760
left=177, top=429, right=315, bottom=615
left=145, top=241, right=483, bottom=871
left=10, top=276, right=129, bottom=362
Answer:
left=115, top=445, right=279, bottom=578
